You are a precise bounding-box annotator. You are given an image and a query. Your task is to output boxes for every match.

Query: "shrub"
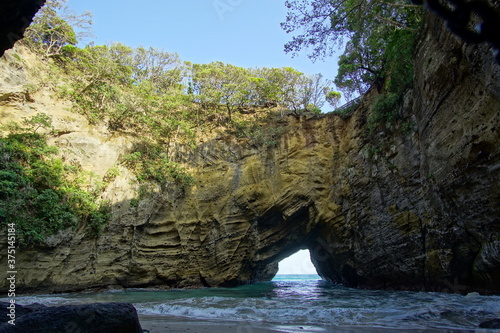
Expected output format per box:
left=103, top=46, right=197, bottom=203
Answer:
left=0, top=133, right=110, bottom=245
left=122, top=142, right=194, bottom=190
left=232, top=119, right=286, bottom=147
left=369, top=93, right=400, bottom=129
left=367, top=29, right=419, bottom=132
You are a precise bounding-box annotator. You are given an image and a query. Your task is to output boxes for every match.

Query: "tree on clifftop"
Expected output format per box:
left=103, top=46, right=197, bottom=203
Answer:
left=281, top=0, right=423, bottom=97
left=24, top=0, right=92, bottom=57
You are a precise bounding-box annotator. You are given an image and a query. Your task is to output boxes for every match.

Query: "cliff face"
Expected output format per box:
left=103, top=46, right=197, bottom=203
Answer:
left=311, top=16, right=500, bottom=293
left=0, top=16, right=499, bottom=294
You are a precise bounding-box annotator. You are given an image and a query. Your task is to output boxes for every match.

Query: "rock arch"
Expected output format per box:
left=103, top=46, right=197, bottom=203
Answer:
left=0, top=14, right=499, bottom=295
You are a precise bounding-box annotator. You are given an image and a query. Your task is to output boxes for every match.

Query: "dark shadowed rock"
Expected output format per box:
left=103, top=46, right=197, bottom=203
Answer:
left=480, top=318, right=500, bottom=329
left=0, top=0, right=46, bottom=56
left=0, top=302, right=143, bottom=333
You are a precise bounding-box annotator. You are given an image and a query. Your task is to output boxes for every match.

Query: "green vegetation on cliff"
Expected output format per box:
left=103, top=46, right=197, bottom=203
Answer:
left=0, top=116, right=110, bottom=245
left=22, top=1, right=337, bottom=130
left=282, top=0, right=423, bottom=128
left=282, top=0, right=423, bottom=96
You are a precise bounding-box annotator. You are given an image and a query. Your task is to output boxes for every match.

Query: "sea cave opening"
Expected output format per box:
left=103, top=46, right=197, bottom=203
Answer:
left=274, top=249, right=320, bottom=278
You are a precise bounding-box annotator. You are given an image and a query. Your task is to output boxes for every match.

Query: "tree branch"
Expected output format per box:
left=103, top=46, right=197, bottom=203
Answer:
left=382, top=2, right=420, bottom=8
left=373, top=14, right=418, bottom=31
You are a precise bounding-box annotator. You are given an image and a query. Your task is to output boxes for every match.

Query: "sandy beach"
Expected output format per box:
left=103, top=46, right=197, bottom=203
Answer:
left=138, top=315, right=462, bottom=333
left=139, top=315, right=287, bottom=332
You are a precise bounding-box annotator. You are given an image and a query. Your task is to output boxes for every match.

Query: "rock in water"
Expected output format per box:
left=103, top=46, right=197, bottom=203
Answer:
left=0, top=302, right=143, bottom=333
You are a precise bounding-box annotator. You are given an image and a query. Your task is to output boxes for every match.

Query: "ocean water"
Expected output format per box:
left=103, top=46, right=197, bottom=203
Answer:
left=5, top=274, right=500, bottom=332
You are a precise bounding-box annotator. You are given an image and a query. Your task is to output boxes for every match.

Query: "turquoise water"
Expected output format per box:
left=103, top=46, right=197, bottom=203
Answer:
left=5, top=274, right=500, bottom=332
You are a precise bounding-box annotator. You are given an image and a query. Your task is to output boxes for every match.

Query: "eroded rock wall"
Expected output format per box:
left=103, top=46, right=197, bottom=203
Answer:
left=308, top=16, right=500, bottom=293
left=0, top=15, right=498, bottom=294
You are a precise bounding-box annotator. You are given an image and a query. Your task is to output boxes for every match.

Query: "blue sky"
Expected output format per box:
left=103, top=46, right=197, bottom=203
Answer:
left=66, top=0, right=342, bottom=102
left=278, top=250, right=317, bottom=275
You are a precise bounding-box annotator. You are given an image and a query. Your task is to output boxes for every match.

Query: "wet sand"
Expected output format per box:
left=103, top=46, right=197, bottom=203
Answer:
left=138, top=315, right=466, bottom=333
left=139, top=315, right=286, bottom=332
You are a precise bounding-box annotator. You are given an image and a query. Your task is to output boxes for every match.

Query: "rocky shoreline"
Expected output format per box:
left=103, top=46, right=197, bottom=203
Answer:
left=1, top=300, right=498, bottom=332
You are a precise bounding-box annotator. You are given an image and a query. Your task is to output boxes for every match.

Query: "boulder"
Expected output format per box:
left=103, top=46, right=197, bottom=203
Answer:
left=0, top=302, right=143, bottom=333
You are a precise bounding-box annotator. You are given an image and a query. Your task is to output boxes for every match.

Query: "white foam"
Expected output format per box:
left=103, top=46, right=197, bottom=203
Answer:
left=0, top=295, right=74, bottom=306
